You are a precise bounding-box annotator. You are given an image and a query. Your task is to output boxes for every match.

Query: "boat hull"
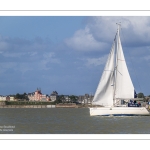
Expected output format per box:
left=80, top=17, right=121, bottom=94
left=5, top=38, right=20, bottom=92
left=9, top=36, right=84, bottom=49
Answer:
left=89, top=107, right=150, bottom=116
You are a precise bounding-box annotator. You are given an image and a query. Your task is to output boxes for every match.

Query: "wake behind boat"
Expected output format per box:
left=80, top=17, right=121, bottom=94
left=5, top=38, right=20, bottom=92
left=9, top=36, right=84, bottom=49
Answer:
left=89, top=23, right=150, bottom=116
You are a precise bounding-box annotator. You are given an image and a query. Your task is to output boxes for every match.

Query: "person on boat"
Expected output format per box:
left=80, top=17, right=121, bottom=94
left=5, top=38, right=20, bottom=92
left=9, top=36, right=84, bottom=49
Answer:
left=134, top=90, right=137, bottom=98
left=130, top=100, right=133, bottom=103
left=138, top=102, right=141, bottom=107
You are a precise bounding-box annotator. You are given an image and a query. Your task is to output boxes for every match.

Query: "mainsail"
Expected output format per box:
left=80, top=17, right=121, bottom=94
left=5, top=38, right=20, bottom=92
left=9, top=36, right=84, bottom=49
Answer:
left=92, top=24, right=134, bottom=106
left=92, top=41, right=115, bottom=106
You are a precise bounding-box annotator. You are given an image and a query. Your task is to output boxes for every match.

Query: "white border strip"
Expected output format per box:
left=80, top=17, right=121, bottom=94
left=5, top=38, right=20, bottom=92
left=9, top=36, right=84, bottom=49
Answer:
left=0, top=134, right=150, bottom=140
left=1, top=10, right=150, bottom=16
left=0, top=0, right=150, bottom=11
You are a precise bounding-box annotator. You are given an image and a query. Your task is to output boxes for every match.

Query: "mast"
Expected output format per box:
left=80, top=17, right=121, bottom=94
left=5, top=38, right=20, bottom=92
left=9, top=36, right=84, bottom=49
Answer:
left=113, top=23, right=121, bottom=105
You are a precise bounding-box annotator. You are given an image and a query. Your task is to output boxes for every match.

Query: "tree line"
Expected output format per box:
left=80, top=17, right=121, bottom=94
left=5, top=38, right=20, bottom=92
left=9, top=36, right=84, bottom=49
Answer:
left=55, top=95, right=79, bottom=104
left=137, top=92, right=150, bottom=102
left=14, top=93, right=29, bottom=101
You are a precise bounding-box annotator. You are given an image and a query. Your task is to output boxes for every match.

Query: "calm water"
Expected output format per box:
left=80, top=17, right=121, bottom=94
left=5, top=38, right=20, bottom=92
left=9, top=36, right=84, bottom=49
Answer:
left=0, top=108, right=150, bottom=134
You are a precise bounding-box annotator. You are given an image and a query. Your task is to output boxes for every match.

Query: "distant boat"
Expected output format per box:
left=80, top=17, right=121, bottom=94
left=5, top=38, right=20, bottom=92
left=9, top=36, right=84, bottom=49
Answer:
left=89, top=23, right=150, bottom=116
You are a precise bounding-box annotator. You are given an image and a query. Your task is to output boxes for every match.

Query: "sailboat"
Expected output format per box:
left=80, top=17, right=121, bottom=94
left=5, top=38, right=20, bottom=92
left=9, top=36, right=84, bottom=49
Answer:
left=89, top=23, right=150, bottom=116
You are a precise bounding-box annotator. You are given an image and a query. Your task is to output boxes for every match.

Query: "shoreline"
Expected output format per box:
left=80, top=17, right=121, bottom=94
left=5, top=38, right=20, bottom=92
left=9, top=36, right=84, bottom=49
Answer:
left=0, top=103, right=91, bottom=108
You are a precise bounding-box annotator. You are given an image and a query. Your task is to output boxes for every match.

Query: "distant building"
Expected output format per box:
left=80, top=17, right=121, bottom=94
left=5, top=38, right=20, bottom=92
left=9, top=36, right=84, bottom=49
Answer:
left=64, top=95, right=70, bottom=102
left=78, top=95, right=84, bottom=103
left=6, top=96, right=10, bottom=101
left=28, top=92, right=35, bottom=101
left=0, top=96, right=6, bottom=101
left=10, top=96, right=15, bottom=101
left=0, top=95, right=15, bottom=101
left=58, top=95, right=70, bottom=103
left=50, top=91, right=58, bottom=101
left=28, top=88, right=49, bottom=101
left=89, top=94, right=94, bottom=103
left=34, top=88, right=42, bottom=101
left=145, top=96, right=150, bottom=102
left=78, top=94, right=94, bottom=104
left=41, top=94, right=50, bottom=101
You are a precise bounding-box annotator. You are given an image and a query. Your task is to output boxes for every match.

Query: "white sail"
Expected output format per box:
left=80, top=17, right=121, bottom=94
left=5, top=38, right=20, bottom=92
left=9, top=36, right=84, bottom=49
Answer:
left=115, top=28, right=134, bottom=99
left=92, top=42, right=115, bottom=106
left=92, top=24, right=134, bottom=107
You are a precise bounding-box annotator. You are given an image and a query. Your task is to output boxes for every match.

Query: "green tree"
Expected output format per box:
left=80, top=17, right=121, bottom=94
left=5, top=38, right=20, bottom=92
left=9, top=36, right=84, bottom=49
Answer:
left=54, top=99, right=62, bottom=104
left=69, top=95, right=78, bottom=103
left=58, top=95, right=65, bottom=103
left=15, top=93, right=29, bottom=101
left=15, top=93, right=21, bottom=99
left=137, top=92, right=145, bottom=98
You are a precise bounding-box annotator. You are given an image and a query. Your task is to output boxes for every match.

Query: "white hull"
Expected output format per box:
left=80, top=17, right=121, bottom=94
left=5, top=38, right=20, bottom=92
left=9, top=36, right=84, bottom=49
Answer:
left=89, top=107, right=150, bottom=116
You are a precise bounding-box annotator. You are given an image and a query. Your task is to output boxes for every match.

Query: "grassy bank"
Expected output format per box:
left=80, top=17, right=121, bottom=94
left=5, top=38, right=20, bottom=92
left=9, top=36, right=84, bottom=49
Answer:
left=3, top=101, right=92, bottom=108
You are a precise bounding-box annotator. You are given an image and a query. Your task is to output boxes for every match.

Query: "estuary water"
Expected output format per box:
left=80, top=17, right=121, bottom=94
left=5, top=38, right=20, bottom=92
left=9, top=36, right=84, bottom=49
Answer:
left=0, top=108, right=150, bottom=134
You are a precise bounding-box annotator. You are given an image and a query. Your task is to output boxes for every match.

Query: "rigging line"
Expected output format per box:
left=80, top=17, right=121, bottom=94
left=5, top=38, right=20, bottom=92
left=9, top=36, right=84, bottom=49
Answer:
left=117, top=70, right=123, bottom=75
left=120, top=27, right=142, bottom=94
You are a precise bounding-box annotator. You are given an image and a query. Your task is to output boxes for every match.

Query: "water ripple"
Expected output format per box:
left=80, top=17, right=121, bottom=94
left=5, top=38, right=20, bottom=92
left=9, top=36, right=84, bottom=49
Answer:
left=0, top=108, right=150, bottom=134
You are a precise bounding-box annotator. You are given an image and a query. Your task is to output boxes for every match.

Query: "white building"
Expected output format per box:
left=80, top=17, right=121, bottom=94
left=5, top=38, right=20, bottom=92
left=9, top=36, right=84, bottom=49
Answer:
left=50, top=91, right=58, bottom=101
left=0, top=96, right=6, bottom=101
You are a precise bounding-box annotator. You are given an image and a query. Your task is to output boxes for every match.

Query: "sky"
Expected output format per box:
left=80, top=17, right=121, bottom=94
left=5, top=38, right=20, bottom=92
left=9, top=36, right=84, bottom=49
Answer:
left=0, top=16, right=150, bottom=96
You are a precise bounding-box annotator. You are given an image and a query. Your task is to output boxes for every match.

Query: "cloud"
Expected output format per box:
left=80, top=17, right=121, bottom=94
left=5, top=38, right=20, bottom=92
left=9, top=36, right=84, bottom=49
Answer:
left=0, top=62, right=17, bottom=74
left=0, top=35, right=53, bottom=52
left=65, top=16, right=150, bottom=51
left=2, top=52, right=26, bottom=57
left=144, top=56, right=150, bottom=61
left=41, top=52, right=60, bottom=70
left=0, top=36, right=60, bottom=74
left=0, top=41, right=10, bottom=51
left=85, top=55, right=108, bottom=67
left=43, top=52, right=55, bottom=58
left=65, top=27, right=108, bottom=51
left=28, top=52, right=37, bottom=56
